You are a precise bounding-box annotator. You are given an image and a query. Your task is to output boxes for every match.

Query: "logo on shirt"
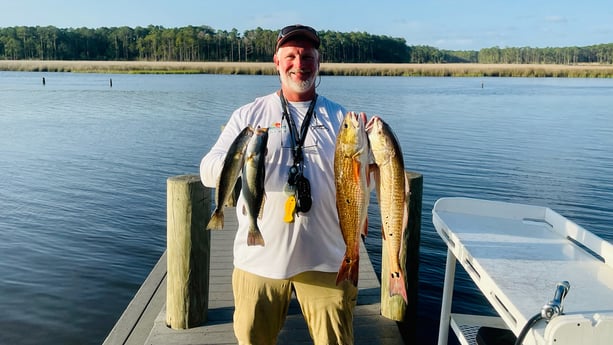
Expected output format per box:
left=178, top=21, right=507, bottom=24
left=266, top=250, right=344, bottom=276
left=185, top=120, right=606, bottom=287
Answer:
left=268, top=121, right=285, bottom=134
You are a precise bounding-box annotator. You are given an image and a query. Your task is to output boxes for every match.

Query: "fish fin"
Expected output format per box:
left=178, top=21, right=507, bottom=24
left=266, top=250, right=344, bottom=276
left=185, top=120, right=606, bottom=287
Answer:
left=401, top=175, right=410, bottom=248
left=258, top=193, right=266, bottom=219
left=206, top=210, right=224, bottom=230
left=365, top=161, right=370, bottom=188
left=247, top=227, right=265, bottom=246
left=351, top=159, right=361, bottom=183
left=372, top=164, right=381, bottom=203
left=404, top=173, right=411, bottom=201
left=336, top=255, right=360, bottom=287
left=368, top=162, right=379, bottom=190
left=401, top=203, right=409, bottom=250
left=361, top=216, right=368, bottom=239
left=224, top=177, right=242, bottom=207
left=389, top=270, right=408, bottom=304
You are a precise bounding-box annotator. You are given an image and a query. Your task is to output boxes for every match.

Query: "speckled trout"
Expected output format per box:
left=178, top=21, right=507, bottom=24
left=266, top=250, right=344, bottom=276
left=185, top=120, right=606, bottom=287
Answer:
left=241, top=126, right=268, bottom=246
left=366, top=116, right=408, bottom=303
left=207, top=125, right=254, bottom=230
left=334, top=111, right=370, bottom=287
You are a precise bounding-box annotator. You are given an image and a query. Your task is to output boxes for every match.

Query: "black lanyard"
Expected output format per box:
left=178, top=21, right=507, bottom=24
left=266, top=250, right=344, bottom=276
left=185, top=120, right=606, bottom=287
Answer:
left=279, top=90, right=318, bottom=167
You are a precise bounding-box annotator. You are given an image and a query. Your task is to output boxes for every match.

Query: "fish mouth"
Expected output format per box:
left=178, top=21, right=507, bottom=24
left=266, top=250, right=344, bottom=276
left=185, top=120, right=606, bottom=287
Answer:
left=365, top=115, right=380, bottom=132
left=345, top=111, right=369, bottom=131
left=359, top=112, right=368, bottom=124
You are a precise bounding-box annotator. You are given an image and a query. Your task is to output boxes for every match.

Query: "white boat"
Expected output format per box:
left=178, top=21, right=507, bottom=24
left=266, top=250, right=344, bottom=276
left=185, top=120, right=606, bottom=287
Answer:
left=433, top=197, right=613, bottom=345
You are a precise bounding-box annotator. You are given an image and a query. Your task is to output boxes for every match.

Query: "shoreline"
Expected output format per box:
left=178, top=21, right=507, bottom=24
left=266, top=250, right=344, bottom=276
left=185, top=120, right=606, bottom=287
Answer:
left=2, top=60, right=613, bottom=77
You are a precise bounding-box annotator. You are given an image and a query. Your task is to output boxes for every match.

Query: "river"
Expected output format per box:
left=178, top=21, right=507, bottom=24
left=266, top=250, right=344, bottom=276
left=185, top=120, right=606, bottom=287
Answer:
left=1, top=72, right=612, bottom=344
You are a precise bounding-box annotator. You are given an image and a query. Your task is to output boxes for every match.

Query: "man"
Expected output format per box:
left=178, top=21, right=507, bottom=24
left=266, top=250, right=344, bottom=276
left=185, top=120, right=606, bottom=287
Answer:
left=200, top=24, right=356, bottom=345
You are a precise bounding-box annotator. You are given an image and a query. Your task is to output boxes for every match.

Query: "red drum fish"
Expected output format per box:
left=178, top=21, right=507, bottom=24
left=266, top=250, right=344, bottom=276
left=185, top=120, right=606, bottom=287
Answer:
left=366, top=115, right=408, bottom=303
left=334, top=111, right=370, bottom=287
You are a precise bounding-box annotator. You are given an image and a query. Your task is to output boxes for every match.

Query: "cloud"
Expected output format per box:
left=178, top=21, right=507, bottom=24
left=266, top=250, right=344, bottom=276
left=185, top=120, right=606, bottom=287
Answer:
left=544, top=15, right=567, bottom=23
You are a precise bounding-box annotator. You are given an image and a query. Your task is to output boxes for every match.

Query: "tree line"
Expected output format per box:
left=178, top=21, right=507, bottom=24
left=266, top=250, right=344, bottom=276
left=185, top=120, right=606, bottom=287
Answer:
left=1, top=25, right=612, bottom=64
left=0, top=25, right=410, bottom=63
left=415, top=45, right=613, bottom=64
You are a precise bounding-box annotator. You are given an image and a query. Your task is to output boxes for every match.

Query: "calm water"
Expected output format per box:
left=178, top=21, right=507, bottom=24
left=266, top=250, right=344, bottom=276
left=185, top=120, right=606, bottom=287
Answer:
left=1, top=72, right=612, bottom=345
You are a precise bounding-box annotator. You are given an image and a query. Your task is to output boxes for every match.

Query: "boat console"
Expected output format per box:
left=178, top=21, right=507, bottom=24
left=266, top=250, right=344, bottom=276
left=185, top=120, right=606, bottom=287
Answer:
left=433, top=197, right=613, bottom=345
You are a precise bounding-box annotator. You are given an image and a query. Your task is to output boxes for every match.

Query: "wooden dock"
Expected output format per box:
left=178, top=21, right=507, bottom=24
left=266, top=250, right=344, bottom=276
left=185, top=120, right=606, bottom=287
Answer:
left=103, top=207, right=405, bottom=345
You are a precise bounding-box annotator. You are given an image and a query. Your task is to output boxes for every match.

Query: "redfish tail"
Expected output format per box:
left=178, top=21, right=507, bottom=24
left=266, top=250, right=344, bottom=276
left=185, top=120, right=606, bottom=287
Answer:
left=336, top=255, right=360, bottom=287
left=206, top=210, right=224, bottom=230
left=247, top=226, right=265, bottom=247
left=389, top=270, right=408, bottom=303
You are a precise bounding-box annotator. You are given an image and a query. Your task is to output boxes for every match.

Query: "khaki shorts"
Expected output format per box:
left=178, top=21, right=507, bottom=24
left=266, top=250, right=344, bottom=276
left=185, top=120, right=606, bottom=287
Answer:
left=232, top=268, right=358, bottom=345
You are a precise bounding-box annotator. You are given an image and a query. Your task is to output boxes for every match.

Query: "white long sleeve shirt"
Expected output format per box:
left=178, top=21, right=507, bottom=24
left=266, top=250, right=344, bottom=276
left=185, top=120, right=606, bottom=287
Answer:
left=200, top=92, right=347, bottom=279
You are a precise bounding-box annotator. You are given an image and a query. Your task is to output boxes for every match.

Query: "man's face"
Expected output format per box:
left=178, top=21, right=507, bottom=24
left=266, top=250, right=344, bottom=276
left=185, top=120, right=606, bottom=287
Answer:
left=274, top=40, right=320, bottom=95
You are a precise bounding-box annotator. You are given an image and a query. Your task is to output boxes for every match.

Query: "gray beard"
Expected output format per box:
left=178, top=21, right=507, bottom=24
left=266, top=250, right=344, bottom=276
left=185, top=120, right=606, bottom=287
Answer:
left=281, top=72, right=316, bottom=93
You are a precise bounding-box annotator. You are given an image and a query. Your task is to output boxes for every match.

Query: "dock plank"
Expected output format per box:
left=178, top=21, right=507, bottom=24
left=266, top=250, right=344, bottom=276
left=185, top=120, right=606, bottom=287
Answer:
left=103, top=208, right=404, bottom=345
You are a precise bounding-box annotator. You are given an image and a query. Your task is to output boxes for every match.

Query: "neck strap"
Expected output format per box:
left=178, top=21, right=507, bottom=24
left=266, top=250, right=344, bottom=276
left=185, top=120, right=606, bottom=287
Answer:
left=279, top=90, right=318, bottom=166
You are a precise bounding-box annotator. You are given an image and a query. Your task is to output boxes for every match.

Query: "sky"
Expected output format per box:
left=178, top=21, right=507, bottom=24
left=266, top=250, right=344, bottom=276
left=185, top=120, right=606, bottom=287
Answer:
left=1, top=0, right=612, bottom=51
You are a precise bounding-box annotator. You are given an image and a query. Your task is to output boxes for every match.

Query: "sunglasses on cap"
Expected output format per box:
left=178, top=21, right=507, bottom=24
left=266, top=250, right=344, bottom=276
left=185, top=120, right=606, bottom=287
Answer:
left=276, top=25, right=320, bottom=50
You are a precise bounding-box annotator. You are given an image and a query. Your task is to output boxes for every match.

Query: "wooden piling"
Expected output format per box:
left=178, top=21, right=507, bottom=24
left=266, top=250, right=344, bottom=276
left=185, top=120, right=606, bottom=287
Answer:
left=166, top=174, right=211, bottom=329
left=381, top=171, right=422, bottom=323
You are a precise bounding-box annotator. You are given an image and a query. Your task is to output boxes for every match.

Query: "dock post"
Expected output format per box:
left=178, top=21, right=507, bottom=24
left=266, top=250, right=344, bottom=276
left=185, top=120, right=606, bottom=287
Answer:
left=381, top=171, right=422, bottom=328
left=166, top=174, right=211, bottom=329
